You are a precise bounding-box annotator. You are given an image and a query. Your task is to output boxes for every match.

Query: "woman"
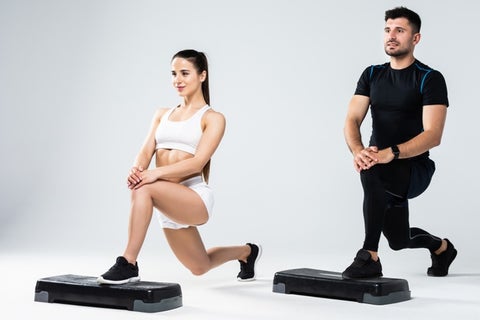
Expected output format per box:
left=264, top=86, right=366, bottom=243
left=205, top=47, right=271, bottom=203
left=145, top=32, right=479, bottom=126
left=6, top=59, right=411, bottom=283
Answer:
left=97, top=49, right=261, bottom=284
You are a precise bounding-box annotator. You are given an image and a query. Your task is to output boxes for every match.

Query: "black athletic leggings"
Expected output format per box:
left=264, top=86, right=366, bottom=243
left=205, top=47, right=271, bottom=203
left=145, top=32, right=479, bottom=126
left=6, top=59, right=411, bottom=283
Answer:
left=360, top=156, right=442, bottom=252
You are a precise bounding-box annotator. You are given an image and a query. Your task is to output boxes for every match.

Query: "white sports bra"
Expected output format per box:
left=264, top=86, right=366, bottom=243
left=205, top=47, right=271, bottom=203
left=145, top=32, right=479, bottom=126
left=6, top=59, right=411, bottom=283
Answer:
left=155, top=105, right=211, bottom=154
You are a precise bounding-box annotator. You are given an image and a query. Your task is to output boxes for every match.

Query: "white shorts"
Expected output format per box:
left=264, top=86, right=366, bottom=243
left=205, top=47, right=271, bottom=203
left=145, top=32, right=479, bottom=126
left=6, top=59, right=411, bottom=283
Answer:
left=157, top=176, right=214, bottom=229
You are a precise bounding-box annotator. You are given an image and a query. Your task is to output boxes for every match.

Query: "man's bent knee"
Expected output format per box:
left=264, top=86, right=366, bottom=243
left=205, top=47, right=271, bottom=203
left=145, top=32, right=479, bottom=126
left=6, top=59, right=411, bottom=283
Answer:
left=387, top=240, right=407, bottom=251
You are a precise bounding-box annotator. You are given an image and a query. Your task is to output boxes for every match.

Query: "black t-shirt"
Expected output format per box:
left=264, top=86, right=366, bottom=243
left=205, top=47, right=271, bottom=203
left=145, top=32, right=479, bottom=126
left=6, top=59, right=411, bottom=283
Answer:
left=354, top=60, right=449, bottom=156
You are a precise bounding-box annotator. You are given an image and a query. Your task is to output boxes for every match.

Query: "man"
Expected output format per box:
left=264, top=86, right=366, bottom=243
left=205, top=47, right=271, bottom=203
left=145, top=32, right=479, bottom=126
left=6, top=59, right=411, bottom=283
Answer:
left=342, top=6, right=456, bottom=279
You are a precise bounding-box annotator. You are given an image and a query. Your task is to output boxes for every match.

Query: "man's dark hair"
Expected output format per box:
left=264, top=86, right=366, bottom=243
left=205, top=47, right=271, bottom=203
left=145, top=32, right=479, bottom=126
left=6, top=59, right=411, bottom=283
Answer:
left=385, top=7, right=421, bottom=33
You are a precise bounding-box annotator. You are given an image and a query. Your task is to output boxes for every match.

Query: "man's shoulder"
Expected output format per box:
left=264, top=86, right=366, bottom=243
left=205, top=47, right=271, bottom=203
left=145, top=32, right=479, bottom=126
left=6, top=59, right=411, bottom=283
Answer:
left=372, top=62, right=389, bottom=68
left=413, top=60, right=444, bottom=74
left=412, top=60, right=448, bottom=95
left=413, top=60, right=447, bottom=85
left=362, top=62, right=389, bottom=80
left=365, top=62, right=389, bottom=71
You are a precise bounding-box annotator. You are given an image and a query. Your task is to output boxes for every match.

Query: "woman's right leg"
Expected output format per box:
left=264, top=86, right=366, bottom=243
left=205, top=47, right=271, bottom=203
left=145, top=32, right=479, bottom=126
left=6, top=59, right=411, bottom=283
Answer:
left=98, top=180, right=209, bottom=284
left=122, top=180, right=210, bottom=264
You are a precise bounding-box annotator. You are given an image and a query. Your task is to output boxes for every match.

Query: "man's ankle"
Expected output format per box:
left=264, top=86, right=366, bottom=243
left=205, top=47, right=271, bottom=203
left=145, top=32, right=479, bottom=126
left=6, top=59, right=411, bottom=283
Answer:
left=434, top=239, right=447, bottom=255
left=367, top=250, right=379, bottom=261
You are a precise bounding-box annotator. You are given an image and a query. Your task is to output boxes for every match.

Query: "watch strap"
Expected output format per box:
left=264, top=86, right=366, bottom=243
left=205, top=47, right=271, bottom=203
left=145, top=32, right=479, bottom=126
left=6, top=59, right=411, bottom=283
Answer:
left=391, top=145, right=400, bottom=159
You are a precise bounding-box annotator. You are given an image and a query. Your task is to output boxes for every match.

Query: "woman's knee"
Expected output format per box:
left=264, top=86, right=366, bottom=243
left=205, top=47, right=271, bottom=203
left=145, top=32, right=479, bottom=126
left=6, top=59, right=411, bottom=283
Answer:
left=130, top=184, right=154, bottom=201
left=188, top=263, right=210, bottom=276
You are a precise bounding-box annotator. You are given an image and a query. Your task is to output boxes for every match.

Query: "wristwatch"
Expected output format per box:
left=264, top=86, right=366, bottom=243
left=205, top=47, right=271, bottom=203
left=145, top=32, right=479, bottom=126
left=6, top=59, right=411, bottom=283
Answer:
left=391, top=145, right=400, bottom=160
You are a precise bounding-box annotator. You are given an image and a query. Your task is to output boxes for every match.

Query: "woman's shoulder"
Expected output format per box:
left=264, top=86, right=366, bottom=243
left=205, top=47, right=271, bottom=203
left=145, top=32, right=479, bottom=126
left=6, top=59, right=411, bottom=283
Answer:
left=153, top=106, right=174, bottom=120
left=204, top=106, right=226, bottom=123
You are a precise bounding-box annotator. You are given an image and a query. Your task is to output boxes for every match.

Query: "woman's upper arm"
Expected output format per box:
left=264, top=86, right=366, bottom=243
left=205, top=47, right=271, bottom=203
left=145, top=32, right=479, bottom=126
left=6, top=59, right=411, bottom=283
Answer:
left=194, top=110, right=226, bottom=164
left=139, top=108, right=167, bottom=155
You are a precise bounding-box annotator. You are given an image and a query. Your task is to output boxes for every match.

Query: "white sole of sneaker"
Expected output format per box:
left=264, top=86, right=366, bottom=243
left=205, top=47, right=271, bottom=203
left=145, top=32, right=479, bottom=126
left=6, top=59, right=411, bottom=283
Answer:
left=237, top=244, right=262, bottom=282
left=96, top=276, right=141, bottom=285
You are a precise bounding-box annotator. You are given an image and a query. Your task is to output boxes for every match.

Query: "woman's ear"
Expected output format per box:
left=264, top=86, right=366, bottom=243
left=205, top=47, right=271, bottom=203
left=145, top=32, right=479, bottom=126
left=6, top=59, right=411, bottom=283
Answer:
left=200, top=70, right=207, bottom=82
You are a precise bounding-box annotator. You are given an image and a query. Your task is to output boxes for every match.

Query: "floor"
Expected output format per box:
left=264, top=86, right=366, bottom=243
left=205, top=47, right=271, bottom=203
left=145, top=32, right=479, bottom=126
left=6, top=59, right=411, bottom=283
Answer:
left=3, top=249, right=479, bottom=320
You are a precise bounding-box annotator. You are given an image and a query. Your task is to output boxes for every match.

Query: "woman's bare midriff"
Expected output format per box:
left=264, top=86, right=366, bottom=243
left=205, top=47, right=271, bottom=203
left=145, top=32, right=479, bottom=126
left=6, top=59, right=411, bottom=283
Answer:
left=155, top=149, right=199, bottom=183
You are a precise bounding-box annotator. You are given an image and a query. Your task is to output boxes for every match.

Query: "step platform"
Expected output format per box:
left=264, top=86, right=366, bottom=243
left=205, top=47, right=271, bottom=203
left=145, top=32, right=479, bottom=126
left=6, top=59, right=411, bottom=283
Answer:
left=34, top=274, right=182, bottom=312
left=273, top=268, right=410, bottom=305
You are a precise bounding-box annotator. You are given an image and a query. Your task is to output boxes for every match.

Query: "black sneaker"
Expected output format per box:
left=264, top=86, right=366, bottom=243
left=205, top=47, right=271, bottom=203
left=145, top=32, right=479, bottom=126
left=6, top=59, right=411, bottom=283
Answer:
left=342, top=249, right=383, bottom=279
left=427, top=239, right=457, bottom=277
left=237, top=243, right=262, bottom=281
left=97, top=256, right=141, bottom=284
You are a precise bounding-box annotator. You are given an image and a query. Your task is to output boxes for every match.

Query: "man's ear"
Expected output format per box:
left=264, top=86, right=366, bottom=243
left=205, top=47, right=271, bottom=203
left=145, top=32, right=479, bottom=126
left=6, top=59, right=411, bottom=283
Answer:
left=413, top=32, right=421, bottom=45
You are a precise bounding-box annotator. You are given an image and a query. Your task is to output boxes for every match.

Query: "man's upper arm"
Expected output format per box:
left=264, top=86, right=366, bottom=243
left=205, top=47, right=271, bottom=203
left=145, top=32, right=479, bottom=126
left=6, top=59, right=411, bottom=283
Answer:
left=423, top=104, right=447, bottom=134
left=346, top=95, right=370, bottom=125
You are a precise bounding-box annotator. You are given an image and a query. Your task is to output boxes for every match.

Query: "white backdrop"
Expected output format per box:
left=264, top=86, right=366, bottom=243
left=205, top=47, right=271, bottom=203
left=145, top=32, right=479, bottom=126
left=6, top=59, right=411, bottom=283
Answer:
left=0, top=0, right=477, bottom=269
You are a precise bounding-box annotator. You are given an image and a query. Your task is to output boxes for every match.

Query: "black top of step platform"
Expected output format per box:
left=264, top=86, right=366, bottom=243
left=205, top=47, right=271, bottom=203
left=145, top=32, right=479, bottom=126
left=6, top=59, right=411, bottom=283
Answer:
left=275, top=268, right=406, bottom=284
left=35, top=274, right=181, bottom=302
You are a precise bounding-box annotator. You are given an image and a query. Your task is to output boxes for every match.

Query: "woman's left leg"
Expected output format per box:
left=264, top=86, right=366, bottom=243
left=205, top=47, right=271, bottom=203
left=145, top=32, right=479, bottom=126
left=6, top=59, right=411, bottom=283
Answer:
left=163, top=227, right=251, bottom=276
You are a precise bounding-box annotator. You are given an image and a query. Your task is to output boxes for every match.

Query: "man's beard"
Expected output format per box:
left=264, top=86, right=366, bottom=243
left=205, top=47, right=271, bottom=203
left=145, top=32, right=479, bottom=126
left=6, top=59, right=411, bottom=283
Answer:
left=384, top=41, right=410, bottom=58
left=385, top=45, right=410, bottom=57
